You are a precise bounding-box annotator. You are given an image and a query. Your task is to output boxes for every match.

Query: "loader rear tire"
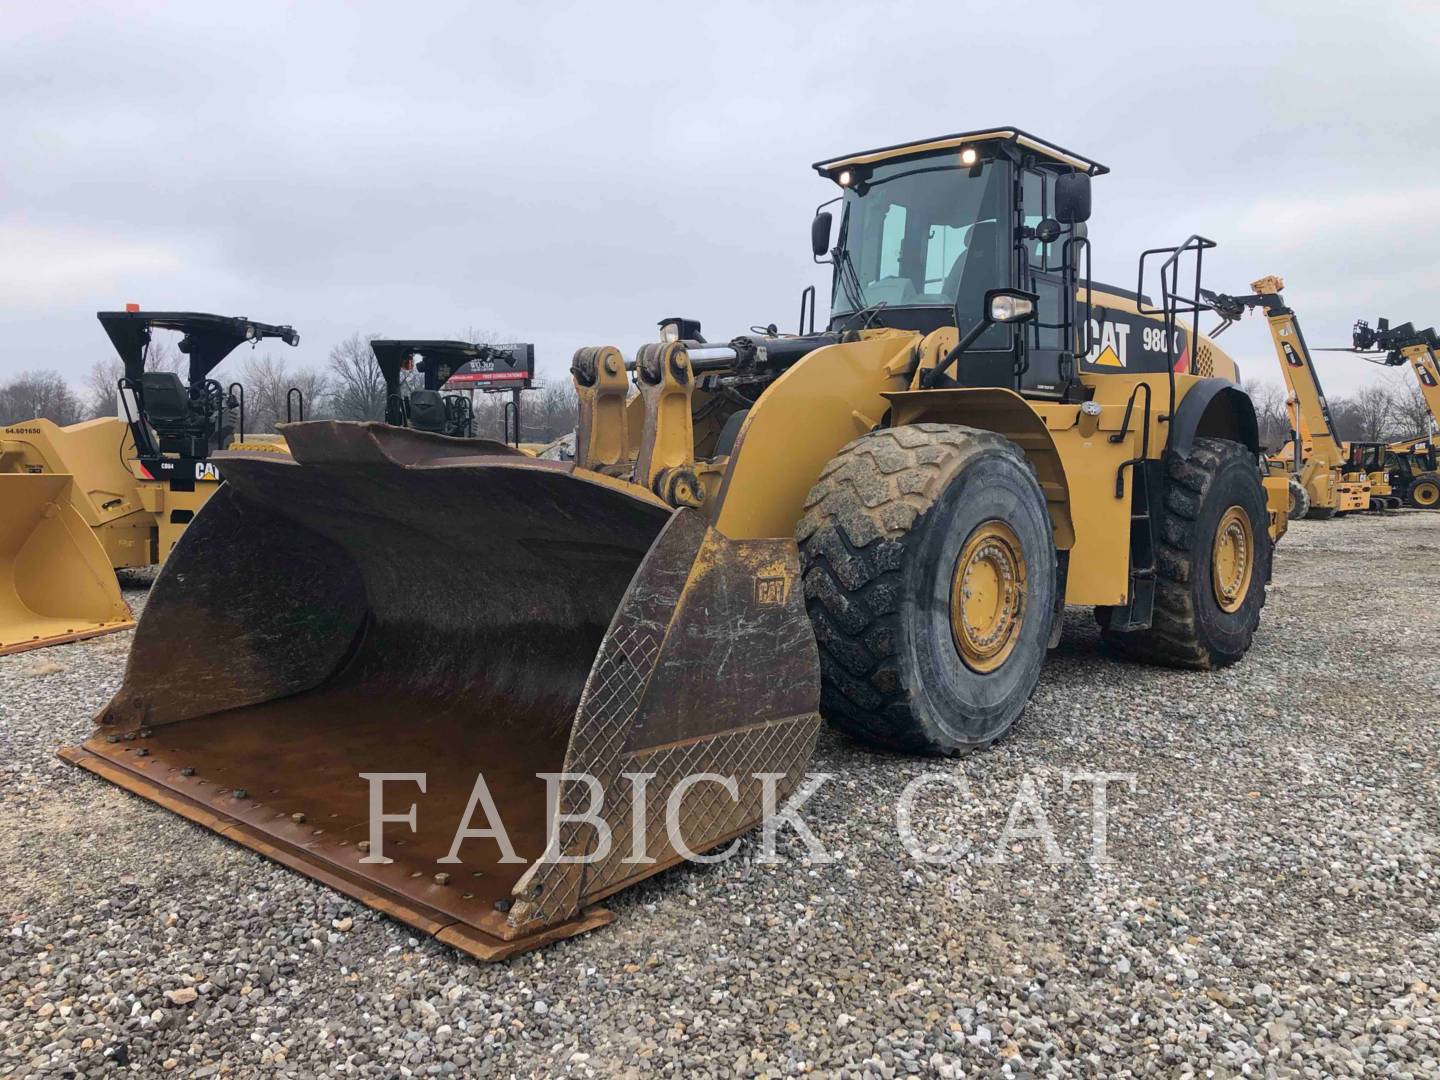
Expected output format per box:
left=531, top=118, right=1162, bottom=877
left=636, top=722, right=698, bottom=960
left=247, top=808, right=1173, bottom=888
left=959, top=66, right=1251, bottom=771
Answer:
left=1100, top=437, right=1270, bottom=670
left=1287, top=476, right=1310, bottom=520
left=796, top=424, right=1056, bottom=755
left=1408, top=472, right=1440, bottom=508
left=1306, top=504, right=1337, bottom=520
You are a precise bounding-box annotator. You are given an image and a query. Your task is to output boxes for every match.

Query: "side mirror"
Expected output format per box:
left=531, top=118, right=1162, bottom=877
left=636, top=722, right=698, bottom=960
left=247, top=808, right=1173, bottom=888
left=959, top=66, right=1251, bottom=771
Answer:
left=1055, top=172, right=1092, bottom=224
left=926, top=286, right=1041, bottom=389
left=285, top=330, right=301, bottom=348
left=811, top=211, right=833, bottom=259
left=983, top=288, right=1039, bottom=325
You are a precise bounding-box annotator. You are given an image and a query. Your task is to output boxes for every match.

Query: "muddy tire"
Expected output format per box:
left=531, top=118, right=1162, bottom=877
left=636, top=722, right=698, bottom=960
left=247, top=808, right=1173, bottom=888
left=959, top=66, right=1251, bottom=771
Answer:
left=1100, top=437, right=1270, bottom=670
left=1288, top=476, right=1310, bottom=520
left=796, top=423, right=1056, bottom=755
left=1306, top=503, right=1338, bottom=520
left=1407, top=472, right=1440, bottom=509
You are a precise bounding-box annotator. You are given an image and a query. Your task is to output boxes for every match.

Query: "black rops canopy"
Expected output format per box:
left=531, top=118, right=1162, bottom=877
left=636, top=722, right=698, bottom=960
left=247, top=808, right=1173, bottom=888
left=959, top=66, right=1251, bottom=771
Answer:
left=97, top=311, right=300, bottom=386
left=368, top=339, right=536, bottom=395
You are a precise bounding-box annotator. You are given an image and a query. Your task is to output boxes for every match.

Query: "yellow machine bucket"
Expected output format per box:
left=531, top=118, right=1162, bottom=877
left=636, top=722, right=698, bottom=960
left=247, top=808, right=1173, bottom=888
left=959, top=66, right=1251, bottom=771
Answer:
left=0, top=474, right=134, bottom=656
left=62, top=422, right=820, bottom=960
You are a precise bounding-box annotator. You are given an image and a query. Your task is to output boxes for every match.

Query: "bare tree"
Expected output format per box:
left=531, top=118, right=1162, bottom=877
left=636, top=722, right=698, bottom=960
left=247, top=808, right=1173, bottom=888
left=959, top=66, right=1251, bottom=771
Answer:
left=1242, top=379, right=1290, bottom=451
left=529, top=380, right=578, bottom=441
left=287, top=367, right=332, bottom=424
left=0, top=370, right=84, bottom=426
left=1346, top=383, right=1397, bottom=442
left=1392, top=377, right=1437, bottom=438
left=325, top=332, right=388, bottom=420
left=236, top=353, right=333, bottom=433
left=462, top=379, right=577, bottom=444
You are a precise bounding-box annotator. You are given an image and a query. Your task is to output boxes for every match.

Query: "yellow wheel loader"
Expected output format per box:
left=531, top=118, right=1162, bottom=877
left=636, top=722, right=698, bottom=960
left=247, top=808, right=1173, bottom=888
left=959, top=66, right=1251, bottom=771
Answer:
left=1203, top=277, right=1373, bottom=518
left=63, top=128, right=1286, bottom=960
left=0, top=310, right=299, bottom=655
left=1343, top=319, right=1440, bottom=507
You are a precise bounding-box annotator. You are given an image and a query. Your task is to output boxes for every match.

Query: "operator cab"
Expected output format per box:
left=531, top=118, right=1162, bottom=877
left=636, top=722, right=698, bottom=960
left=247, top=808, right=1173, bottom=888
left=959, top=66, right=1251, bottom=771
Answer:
left=810, top=128, right=1107, bottom=401
left=1347, top=442, right=1388, bottom=474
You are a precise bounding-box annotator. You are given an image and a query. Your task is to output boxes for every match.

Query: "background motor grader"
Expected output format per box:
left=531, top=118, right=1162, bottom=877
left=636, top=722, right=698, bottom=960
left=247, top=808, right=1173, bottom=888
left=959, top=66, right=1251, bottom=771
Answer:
left=0, top=310, right=298, bottom=655
left=65, top=128, right=1285, bottom=960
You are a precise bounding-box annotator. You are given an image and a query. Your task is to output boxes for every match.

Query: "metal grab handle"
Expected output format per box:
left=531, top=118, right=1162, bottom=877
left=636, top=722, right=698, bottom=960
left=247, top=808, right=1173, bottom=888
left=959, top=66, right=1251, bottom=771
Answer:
left=1112, top=381, right=1153, bottom=498
left=286, top=387, right=305, bottom=423
left=799, top=285, right=816, bottom=335
left=227, top=382, right=246, bottom=442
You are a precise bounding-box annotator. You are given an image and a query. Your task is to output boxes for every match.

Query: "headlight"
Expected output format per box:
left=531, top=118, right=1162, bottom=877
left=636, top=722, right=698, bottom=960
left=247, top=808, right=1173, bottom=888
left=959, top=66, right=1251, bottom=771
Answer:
left=990, top=294, right=1035, bottom=322
left=959, top=146, right=978, bottom=167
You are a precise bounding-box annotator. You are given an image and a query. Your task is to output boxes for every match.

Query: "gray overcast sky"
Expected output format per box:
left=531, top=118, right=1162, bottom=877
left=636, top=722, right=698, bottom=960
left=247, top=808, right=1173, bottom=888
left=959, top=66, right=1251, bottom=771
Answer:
left=4, top=0, right=1440, bottom=399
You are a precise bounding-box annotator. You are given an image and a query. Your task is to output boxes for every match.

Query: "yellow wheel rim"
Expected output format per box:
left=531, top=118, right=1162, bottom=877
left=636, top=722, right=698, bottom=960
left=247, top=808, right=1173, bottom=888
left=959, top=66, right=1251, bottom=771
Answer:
left=949, top=521, right=1027, bottom=674
left=1414, top=481, right=1440, bottom=507
left=1211, top=506, right=1254, bottom=614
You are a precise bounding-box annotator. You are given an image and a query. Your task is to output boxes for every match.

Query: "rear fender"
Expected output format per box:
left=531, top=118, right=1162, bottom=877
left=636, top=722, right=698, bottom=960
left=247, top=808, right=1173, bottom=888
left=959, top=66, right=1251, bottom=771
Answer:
left=1169, top=379, right=1260, bottom=455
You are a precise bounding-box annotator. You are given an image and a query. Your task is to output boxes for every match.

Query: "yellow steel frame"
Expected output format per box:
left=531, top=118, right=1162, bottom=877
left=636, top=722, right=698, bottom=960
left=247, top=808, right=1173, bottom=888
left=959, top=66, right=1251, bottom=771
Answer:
left=572, top=312, right=1274, bottom=611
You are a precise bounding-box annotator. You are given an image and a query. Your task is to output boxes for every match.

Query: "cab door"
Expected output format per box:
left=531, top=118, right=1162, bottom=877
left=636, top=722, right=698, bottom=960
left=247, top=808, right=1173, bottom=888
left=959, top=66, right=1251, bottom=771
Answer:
left=1017, top=168, right=1073, bottom=399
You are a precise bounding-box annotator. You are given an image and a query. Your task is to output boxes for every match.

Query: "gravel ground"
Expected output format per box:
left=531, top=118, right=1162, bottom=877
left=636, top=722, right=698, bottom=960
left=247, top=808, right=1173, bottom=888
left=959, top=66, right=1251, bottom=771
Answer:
left=2, top=515, right=1438, bottom=1078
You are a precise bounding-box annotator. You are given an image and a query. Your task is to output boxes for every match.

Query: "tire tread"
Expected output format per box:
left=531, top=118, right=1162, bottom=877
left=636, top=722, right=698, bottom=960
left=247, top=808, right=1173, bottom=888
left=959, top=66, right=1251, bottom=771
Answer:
left=1101, top=437, right=1267, bottom=670
left=796, top=424, right=1022, bottom=754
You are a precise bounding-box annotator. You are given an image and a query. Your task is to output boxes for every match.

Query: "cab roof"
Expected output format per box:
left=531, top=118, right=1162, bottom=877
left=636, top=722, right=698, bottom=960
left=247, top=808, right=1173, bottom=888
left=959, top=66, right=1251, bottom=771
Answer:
left=813, top=127, right=1108, bottom=179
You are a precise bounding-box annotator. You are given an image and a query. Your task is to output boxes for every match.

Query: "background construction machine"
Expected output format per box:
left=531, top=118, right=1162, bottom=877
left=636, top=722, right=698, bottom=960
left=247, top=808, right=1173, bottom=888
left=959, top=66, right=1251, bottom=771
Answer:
left=0, top=310, right=298, bottom=655
left=371, top=338, right=536, bottom=443
left=102, top=309, right=302, bottom=552
left=1203, top=277, right=1375, bottom=518
left=1342, top=319, right=1440, bottom=507
left=65, top=128, right=1285, bottom=960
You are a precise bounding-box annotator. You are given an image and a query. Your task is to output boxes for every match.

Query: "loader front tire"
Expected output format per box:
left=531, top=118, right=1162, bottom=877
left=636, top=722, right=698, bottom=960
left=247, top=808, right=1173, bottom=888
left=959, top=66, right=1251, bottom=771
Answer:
left=1101, top=437, right=1270, bottom=670
left=796, top=424, right=1056, bottom=755
left=1408, top=472, right=1440, bottom=509
left=1288, top=476, right=1310, bottom=520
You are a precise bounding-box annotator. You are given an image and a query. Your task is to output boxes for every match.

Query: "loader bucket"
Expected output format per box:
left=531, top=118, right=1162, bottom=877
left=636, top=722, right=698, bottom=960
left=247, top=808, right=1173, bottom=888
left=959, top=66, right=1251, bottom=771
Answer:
left=0, top=474, right=134, bottom=656
left=61, top=422, right=820, bottom=960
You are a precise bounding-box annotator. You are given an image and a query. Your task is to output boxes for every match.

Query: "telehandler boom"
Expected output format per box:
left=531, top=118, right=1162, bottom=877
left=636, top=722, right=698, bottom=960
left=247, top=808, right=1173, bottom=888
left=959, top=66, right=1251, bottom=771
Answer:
left=1203, top=276, right=1378, bottom=517
left=1343, top=319, right=1440, bottom=508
